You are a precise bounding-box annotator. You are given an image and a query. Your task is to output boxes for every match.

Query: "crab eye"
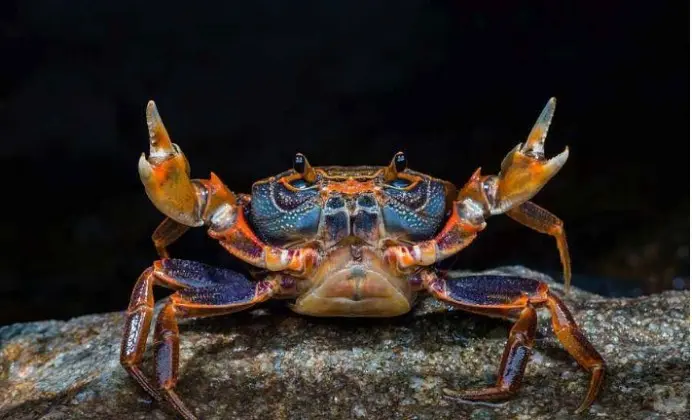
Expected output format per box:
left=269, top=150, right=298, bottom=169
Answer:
left=289, top=178, right=311, bottom=189
left=393, top=151, right=407, bottom=172
left=389, top=178, right=412, bottom=189
left=294, top=153, right=306, bottom=174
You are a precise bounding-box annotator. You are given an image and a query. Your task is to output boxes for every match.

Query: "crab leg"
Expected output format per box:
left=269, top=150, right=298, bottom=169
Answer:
left=444, top=305, right=537, bottom=402
left=137, top=101, right=317, bottom=275
left=120, top=259, right=276, bottom=420
left=385, top=98, right=571, bottom=287
left=506, top=201, right=571, bottom=291
left=154, top=286, right=275, bottom=420
left=152, top=217, right=190, bottom=258
left=424, top=273, right=605, bottom=414
left=121, top=267, right=167, bottom=401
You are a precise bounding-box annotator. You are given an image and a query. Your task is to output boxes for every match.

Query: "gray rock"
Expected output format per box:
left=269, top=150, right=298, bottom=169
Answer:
left=0, top=266, right=688, bottom=420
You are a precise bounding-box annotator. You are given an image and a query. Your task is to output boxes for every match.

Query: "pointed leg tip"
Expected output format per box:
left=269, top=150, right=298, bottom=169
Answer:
left=574, top=401, right=592, bottom=415
left=578, top=366, right=605, bottom=413
left=442, top=387, right=460, bottom=397
left=441, top=387, right=483, bottom=399
left=442, top=387, right=481, bottom=400
left=442, top=388, right=474, bottom=402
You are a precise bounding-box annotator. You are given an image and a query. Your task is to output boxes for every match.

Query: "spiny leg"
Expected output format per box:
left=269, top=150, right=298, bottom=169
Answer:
left=506, top=201, right=572, bottom=293
left=152, top=217, right=190, bottom=258
left=120, top=259, right=276, bottom=419
left=425, top=273, right=605, bottom=414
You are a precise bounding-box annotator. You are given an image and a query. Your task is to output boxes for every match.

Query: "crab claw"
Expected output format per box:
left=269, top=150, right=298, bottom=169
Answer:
left=138, top=101, right=204, bottom=227
left=492, top=98, right=569, bottom=214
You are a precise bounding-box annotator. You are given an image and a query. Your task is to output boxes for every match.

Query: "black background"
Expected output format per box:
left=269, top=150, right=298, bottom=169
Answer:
left=0, top=1, right=688, bottom=325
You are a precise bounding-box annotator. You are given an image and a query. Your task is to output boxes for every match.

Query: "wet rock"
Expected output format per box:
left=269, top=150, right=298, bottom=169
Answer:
left=0, top=267, right=688, bottom=420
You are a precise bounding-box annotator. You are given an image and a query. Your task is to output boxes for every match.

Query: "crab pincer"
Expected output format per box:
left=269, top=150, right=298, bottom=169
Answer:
left=493, top=97, right=569, bottom=214
left=495, top=98, right=572, bottom=291
left=138, top=101, right=207, bottom=227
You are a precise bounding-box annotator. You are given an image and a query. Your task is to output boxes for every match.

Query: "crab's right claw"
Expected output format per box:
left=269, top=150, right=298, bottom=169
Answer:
left=138, top=101, right=204, bottom=227
left=492, top=97, right=569, bottom=214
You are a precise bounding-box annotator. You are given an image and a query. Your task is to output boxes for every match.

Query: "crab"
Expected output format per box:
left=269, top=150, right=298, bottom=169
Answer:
left=120, top=98, right=605, bottom=419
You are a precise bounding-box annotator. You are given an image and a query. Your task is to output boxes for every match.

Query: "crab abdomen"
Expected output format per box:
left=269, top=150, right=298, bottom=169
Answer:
left=290, top=245, right=414, bottom=317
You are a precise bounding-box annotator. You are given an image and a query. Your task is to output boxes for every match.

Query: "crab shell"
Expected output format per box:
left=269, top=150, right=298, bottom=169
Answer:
left=247, top=162, right=456, bottom=317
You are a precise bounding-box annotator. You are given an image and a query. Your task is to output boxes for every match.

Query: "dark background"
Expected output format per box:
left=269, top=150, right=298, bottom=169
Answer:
left=0, top=1, right=688, bottom=325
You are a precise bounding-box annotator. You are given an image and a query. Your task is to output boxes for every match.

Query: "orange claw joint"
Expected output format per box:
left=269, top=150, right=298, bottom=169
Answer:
left=138, top=101, right=206, bottom=227
left=493, top=97, right=569, bottom=214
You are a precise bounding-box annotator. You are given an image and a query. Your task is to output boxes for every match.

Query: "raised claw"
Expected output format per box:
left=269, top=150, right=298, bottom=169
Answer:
left=138, top=101, right=204, bottom=227
left=493, top=98, right=569, bottom=214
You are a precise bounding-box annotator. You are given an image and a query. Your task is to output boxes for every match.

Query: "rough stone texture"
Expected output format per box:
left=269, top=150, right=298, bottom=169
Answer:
left=0, top=267, right=689, bottom=420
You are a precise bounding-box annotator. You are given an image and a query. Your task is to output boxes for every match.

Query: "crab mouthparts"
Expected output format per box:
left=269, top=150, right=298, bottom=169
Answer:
left=290, top=245, right=413, bottom=317
left=350, top=243, right=363, bottom=261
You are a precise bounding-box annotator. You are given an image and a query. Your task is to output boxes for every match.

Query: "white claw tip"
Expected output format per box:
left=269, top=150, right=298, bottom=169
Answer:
left=138, top=153, right=153, bottom=178
left=539, top=98, right=556, bottom=121
left=547, top=146, right=570, bottom=169
left=144, top=99, right=175, bottom=154
left=146, top=101, right=160, bottom=127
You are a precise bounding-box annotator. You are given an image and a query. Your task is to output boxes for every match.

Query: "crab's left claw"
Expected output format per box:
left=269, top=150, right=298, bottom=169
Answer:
left=492, top=97, right=569, bottom=214
left=138, top=101, right=206, bottom=227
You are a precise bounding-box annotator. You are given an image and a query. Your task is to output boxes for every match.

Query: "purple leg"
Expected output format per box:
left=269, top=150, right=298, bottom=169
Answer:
left=426, top=273, right=605, bottom=414
left=120, top=259, right=276, bottom=420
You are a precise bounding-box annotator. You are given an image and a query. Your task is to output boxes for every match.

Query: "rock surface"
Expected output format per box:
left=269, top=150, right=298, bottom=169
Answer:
left=0, top=267, right=689, bottom=420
